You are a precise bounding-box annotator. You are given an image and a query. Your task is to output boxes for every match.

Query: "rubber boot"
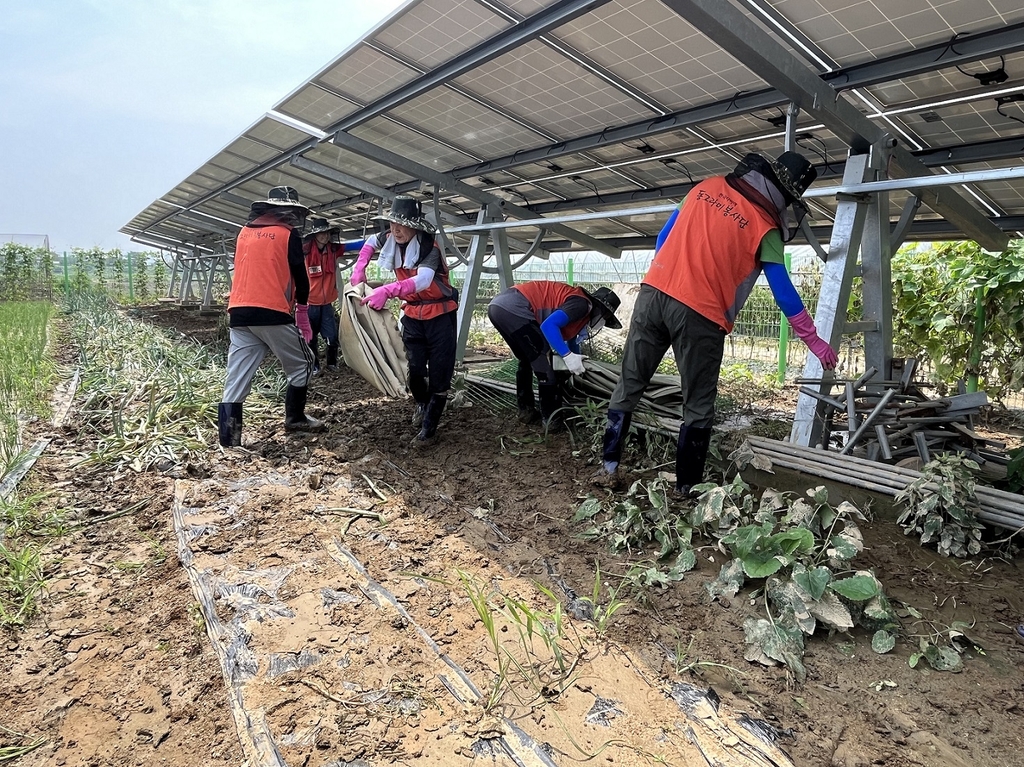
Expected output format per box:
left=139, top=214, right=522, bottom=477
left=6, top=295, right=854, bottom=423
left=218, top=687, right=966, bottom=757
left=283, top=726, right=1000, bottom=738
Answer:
left=413, top=393, right=448, bottom=446
left=538, top=383, right=564, bottom=432
left=591, top=410, right=632, bottom=488
left=284, top=385, right=324, bottom=432
left=675, top=424, right=713, bottom=495
left=218, top=402, right=243, bottom=447
left=409, top=374, right=430, bottom=427
left=325, top=341, right=340, bottom=373
left=516, top=361, right=540, bottom=424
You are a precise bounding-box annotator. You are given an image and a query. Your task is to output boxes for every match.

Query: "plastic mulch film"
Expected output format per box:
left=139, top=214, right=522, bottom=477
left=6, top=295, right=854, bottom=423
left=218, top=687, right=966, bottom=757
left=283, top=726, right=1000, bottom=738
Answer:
left=171, top=481, right=288, bottom=767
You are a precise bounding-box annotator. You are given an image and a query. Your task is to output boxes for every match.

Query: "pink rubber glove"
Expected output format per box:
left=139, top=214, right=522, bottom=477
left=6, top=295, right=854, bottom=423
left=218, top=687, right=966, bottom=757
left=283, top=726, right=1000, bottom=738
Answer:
left=350, top=242, right=376, bottom=286
left=361, top=278, right=417, bottom=311
left=294, top=304, right=313, bottom=343
left=788, top=308, right=838, bottom=370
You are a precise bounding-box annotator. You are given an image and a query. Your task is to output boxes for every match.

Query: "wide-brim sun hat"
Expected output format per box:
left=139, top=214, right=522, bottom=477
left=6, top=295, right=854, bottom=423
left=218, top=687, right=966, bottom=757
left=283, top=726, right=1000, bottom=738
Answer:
left=375, top=195, right=436, bottom=234
left=738, top=151, right=818, bottom=203
left=584, top=286, right=622, bottom=329
left=306, top=217, right=340, bottom=237
left=250, top=185, right=312, bottom=216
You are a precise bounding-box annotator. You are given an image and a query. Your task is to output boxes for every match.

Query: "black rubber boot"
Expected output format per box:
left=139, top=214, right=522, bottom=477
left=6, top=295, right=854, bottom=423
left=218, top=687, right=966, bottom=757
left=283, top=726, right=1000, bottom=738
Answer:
left=284, top=385, right=324, bottom=432
left=409, top=374, right=430, bottom=427
left=602, top=410, right=632, bottom=467
left=218, top=402, right=243, bottom=447
left=325, top=342, right=340, bottom=372
left=413, top=393, right=448, bottom=446
left=516, top=361, right=540, bottom=424
left=590, top=409, right=631, bottom=488
left=675, top=424, right=713, bottom=494
left=538, top=383, right=565, bottom=431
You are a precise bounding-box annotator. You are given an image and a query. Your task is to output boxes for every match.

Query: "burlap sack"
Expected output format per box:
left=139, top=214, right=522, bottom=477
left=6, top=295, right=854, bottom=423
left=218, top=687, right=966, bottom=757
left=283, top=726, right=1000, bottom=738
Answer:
left=338, top=283, right=408, bottom=397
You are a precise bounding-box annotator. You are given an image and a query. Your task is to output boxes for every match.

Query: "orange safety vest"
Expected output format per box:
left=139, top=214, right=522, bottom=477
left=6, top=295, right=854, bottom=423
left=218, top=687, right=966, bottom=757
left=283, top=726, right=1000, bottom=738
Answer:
left=229, top=223, right=295, bottom=314
left=389, top=235, right=458, bottom=321
left=643, top=176, right=775, bottom=332
left=513, top=281, right=590, bottom=341
left=303, top=239, right=341, bottom=306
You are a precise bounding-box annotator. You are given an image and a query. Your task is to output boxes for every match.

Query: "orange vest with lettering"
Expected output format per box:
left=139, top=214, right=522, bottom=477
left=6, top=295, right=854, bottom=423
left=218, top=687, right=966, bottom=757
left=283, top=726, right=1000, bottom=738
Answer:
left=395, top=237, right=458, bottom=321
left=513, top=281, right=590, bottom=342
left=303, top=240, right=341, bottom=306
left=229, top=224, right=294, bottom=314
left=643, top=176, right=776, bottom=332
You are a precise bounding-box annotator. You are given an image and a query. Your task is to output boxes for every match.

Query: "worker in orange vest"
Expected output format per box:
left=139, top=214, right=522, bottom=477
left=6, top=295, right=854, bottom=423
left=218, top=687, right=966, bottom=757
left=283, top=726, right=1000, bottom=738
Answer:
left=487, top=281, right=621, bottom=429
left=350, top=196, right=459, bottom=445
left=219, top=186, right=322, bottom=447
left=302, top=217, right=346, bottom=375
left=593, top=151, right=837, bottom=494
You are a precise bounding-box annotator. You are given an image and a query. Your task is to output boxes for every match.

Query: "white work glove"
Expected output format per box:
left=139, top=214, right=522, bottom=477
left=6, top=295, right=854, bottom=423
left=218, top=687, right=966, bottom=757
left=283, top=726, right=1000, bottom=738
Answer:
left=562, top=352, right=586, bottom=376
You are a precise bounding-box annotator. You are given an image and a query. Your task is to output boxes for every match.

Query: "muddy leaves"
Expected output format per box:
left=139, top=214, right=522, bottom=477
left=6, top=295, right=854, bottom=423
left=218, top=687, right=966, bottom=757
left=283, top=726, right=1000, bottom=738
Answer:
left=896, top=454, right=985, bottom=558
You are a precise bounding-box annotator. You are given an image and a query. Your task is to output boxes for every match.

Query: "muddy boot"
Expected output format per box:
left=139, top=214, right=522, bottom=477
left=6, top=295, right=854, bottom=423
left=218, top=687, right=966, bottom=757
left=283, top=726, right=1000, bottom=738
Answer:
left=675, top=424, right=713, bottom=495
left=590, top=410, right=632, bottom=489
left=218, top=402, right=243, bottom=447
left=538, top=382, right=565, bottom=432
left=284, top=385, right=324, bottom=432
left=409, top=374, right=430, bottom=427
left=325, top=342, right=340, bottom=374
left=516, top=362, right=540, bottom=424
left=413, top=393, right=447, bottom=446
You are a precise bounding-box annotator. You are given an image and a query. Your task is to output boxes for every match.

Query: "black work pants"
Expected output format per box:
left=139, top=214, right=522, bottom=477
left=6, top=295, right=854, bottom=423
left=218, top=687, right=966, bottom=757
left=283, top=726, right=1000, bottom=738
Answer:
left=402, top=311, right=457, bottom=395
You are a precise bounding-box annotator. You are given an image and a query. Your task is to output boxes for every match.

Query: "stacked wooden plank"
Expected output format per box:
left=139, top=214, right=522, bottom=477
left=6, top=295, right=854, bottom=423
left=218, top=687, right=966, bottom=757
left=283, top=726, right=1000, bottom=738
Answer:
left=798, top=362, right=1008, bottom=479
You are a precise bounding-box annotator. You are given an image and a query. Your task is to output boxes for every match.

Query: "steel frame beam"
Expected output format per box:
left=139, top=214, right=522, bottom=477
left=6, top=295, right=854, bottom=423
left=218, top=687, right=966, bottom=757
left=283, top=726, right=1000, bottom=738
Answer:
left=658, top=0, right=1008, bottom=251
left=331, top=129, right=620, bottom=258
left=452, top=21, right=1024, bottom=184
left=291, top=155, right=545, bottom=256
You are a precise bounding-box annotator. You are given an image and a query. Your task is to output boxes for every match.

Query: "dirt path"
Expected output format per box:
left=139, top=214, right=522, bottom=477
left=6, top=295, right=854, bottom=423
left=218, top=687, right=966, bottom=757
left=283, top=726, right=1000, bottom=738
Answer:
left=4, top=311, right=1024, bottom=766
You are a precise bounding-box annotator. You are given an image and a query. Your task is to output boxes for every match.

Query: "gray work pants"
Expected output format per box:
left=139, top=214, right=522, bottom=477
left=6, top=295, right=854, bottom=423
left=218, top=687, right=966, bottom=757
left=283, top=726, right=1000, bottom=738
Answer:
left=223, top=324, right=315, bottom=403
left=609, top=284, right=725, bottom=428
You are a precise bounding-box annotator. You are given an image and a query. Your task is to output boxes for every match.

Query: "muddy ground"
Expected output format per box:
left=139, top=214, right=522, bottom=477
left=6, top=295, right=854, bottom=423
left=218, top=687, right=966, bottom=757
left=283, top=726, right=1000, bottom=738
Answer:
left=4, top=304, right=1024, bottom=767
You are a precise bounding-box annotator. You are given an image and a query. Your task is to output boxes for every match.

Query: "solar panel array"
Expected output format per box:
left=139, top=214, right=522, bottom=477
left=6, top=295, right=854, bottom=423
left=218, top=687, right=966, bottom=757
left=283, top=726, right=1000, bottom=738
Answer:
left=122, top=0, right=1024, bottom=254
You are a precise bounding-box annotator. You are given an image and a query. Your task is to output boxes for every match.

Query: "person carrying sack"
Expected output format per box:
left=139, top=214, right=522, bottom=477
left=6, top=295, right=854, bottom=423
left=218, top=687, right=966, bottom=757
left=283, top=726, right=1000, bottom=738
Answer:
left=218, top=186, right=323, bottom=447
left=350, top=195, right=459, bottom=446
left=488, top=281, right=621, bottom=429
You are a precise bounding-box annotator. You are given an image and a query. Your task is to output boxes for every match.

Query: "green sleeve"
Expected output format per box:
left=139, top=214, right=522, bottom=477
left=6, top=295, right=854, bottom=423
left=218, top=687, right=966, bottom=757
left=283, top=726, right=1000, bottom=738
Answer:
left=758, top=228, right=785, bottom=265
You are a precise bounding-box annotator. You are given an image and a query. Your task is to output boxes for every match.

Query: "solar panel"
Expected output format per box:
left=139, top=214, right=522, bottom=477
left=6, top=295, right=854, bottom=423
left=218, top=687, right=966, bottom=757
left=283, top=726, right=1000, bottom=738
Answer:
left=123, top=0, right=1024, bottom=252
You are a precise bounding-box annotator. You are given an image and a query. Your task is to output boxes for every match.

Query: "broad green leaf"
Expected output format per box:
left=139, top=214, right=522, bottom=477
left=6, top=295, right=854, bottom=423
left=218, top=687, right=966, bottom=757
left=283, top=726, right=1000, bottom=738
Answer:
left=742, top=552, right=785, bottom=579
left=830, top=575, right=880, bottom=602
left=572, top=497, right=603, bottom=522
left=769, top=528, right=815, bottom=557
left=793, top=564, right=831, bottom=601
left=672, top=548, right=697, bottom=574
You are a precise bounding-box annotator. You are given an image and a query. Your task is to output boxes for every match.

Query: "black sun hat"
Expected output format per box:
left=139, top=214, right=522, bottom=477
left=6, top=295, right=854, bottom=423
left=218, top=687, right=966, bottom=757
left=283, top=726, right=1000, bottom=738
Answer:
left=584, top=286, right=622, bottom=329
left=250, top=186, right=312, bottom=217
left=305, top=217, right=340, bottom=237
left=737, top=151, right=817, bottom=203
left=375, top=195, right=436, bottom=234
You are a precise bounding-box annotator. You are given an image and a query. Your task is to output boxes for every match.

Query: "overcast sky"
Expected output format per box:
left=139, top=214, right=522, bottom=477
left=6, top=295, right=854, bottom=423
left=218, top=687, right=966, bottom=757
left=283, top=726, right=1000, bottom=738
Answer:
left=0, top=0, right=406, bottom=254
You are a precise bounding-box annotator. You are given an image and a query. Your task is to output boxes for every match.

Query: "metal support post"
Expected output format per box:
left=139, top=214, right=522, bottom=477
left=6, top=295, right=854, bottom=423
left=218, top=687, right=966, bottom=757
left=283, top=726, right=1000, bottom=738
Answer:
left=791, top=153, right=873, bottom=447
left=455, top=205, right=504, bottom=363
left=860, top=149, right=894, bottom=384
